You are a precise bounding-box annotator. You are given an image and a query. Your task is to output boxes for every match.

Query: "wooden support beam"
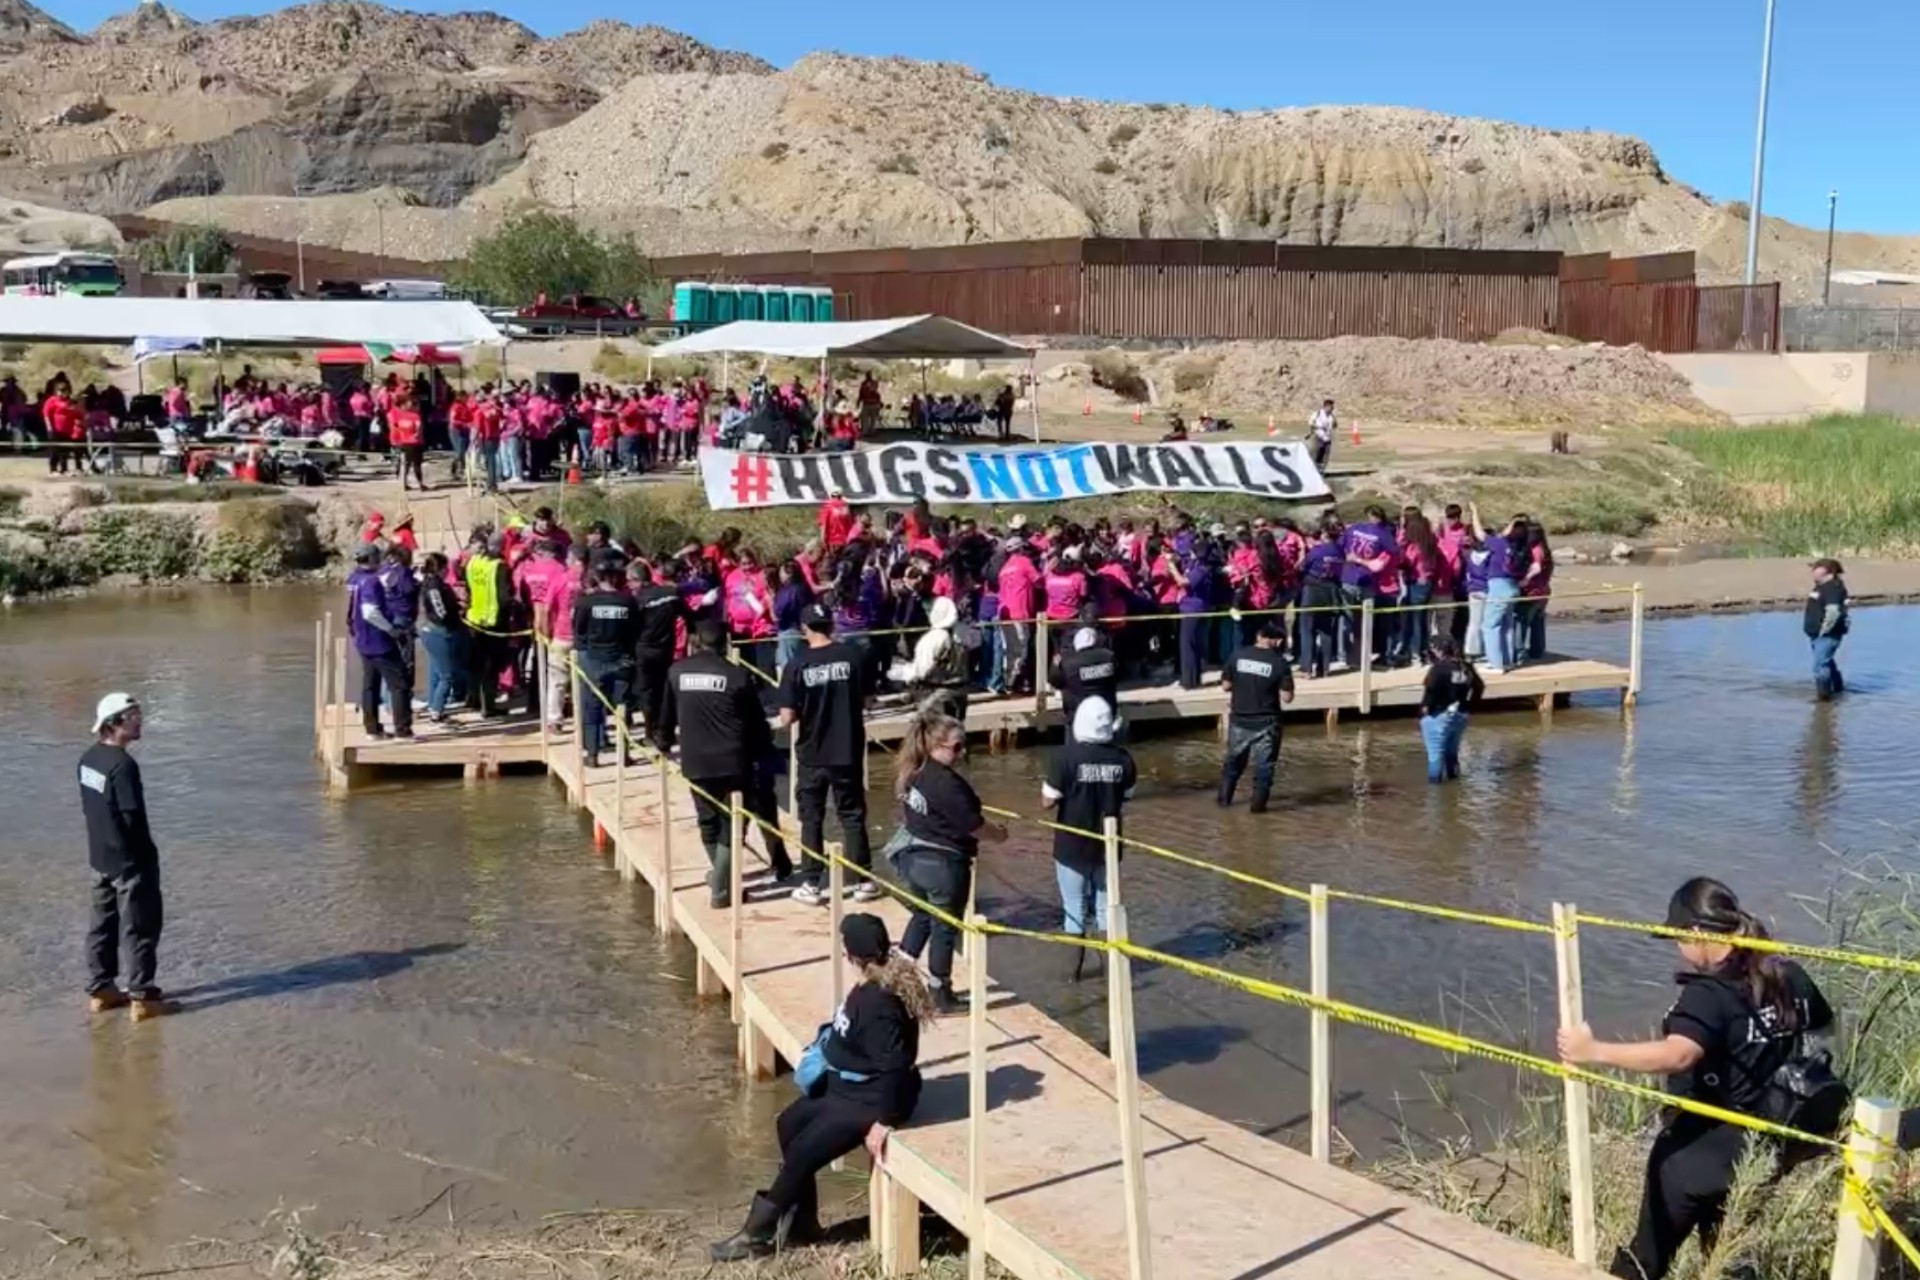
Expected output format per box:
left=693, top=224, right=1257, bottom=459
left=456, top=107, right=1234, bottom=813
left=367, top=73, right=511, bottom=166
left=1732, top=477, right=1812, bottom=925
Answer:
left=729, top=795, right=745, bottom=1025
left=1553, top=903, right=1598, bottom=1267
left=1105, top=818, right=1154, bottom=1280
left=967, top=912, right=989, bottom=1280
left=1831, top=1097, right=1900, bottom=1280
left=1309, top=883, right=1332, bottom=1163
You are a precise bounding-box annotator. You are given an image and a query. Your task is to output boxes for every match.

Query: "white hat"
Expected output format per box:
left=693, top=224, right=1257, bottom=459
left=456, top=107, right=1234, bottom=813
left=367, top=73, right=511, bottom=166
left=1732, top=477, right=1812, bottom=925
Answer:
left=1073, top=696, right=1116, bottom=745
left=93, top=691, right=138, bottom=733
left=1008, top=514, right=1029, bottom=531
left=1073, top=627, right=1100, bottom=651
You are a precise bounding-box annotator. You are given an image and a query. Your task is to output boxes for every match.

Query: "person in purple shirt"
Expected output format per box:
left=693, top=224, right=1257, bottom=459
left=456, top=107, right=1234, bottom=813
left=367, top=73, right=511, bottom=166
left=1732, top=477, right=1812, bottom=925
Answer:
left=347, top=543, right=412, bottom=738
left=1338, top=505, right=1398, bottom=667
left=1469, top=503, right=1523, bottom=673
left=771, top=560, right=814, bottom=674
left=1295, top=521, right=1345, bottom=679
left=1178, top=539, right=1218, bottom=690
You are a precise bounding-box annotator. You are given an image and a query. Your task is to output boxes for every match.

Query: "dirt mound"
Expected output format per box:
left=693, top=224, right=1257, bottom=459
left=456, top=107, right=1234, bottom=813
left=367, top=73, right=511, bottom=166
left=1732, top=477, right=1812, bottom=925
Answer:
left=1137, top=337, right=1722, bottom=427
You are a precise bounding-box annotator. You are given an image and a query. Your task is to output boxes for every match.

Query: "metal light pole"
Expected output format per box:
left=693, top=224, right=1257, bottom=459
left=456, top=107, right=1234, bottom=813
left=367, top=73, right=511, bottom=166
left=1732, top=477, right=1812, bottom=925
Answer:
left=1742, top=0, right=1778, bottom=286
left=375, top=198, right=386, bottom=262
left=1822, top=189, right=1838, bottom=306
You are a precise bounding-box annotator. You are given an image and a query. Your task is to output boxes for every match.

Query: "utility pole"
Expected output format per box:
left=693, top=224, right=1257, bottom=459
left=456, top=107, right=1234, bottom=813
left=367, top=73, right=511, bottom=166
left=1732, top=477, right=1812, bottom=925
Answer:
left=1743, top=0, right=1778, bottom=287
left=564, top=169, right=579, bottom=213
left=375, top=197, right=386, bottom=262
left=1822, top=189, right=1838, bottom=306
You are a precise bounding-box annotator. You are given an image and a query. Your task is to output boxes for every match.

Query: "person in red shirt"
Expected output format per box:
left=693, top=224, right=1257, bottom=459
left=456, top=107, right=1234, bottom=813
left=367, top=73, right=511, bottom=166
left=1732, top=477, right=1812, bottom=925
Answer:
left=472, top=394, right=502, bottom=492
left=360, top=512, right=386, bottom=544
left=390, top=513, right=418, bottom=555
left=389, top=396, right=426, bottom=491
left=616, top=394, right=644, bottom=474
left=41, top=384, right=82, bottom=474
left=818, top=492, right=855, bottom=551
left=447, top=392, right=476, bottom=484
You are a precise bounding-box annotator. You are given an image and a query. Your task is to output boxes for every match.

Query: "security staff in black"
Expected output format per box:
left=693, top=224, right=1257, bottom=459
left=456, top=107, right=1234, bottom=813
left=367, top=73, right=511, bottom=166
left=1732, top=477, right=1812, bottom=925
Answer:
left=1217, top=620, right=1294, bottom=812
left=1558, top=877, right=1840, bottom=1280
left=661, top=620, right=793, bottom=905
left=632, top=560, right=689, bottom=749
left=79, top=692, right=174, bottom=1021
left=1056, top=626, right=1119, bottom=740
left=570, top=561, right=640, bottom=767
left=777, top=604, right=879, bottom=907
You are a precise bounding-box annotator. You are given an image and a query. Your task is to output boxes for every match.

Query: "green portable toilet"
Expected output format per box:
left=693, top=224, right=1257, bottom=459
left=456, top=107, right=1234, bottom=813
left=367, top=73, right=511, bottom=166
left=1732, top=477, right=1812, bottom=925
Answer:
left=788, top=285, right=814, bottom=323
left=812, top=287, right=835, bottom=321
left=762, top=285, right=789, bottom=322
left=738, top=284, right=764, bottom=322
left=710, top=283, right=737, bottom=325
left=672, top=281, right=711, bottom=327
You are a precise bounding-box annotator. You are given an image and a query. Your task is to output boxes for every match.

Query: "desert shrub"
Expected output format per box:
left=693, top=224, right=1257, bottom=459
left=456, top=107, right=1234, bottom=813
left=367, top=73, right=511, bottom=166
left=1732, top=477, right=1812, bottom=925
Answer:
left=199, top=501, right=323, bottom=583
left=1087, top=349, right=1150, bottom=403
left=1171, top=355, right=1220, bottom=395
left=76, top=509, right=198, bottom=580
left=1107, top=123, right=1140, bottom=146
left=876, top=154, right=919, bottom=176
left=591, top=341, right=649, bottom=384
left=760, top=141, right=790, bottom=161
left=1092, top=158, right=1120, bottom=176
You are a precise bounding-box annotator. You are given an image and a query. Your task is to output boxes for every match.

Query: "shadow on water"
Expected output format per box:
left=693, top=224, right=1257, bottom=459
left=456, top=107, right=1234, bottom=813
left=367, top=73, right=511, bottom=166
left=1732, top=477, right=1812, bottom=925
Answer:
left=1135, top=1021, right=1249, bottom=1071
left=169, top=942, right=467, bottom=1011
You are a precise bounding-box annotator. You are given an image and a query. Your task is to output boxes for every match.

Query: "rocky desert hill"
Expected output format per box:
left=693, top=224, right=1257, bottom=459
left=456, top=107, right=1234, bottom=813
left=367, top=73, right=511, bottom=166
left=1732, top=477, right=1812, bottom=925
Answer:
left=4, top=0, right=1916, bottom=294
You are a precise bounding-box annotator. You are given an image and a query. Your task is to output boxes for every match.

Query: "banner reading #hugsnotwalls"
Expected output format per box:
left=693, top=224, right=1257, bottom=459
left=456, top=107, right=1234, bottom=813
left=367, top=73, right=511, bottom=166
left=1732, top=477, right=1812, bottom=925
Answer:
left=700, top=441, right=1330, bottom=510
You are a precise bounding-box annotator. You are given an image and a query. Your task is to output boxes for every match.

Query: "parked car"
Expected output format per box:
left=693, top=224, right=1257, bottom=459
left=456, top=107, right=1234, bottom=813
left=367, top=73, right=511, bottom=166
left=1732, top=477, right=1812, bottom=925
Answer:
left=517, top=293, right=623, bottom=321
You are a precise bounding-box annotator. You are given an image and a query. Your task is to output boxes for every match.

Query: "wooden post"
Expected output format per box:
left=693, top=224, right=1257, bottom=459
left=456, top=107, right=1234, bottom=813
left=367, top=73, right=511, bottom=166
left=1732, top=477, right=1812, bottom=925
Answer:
left=1626, top=582, right=1645, bottom=707
left=1357, top=599, right=1374, bottom=714
left=871, top=1165, right=921, bottom=1277
left=1831, top=1097, right=1900, bottom=1280
left=656, top=763, right=676, bottom=938
left=1309, top=883, right=1332, bottom=1163
left=1105, top=820, right=1154, bottom=1280
left=828, top=840, right=847, bottom=1012
left=331, top=637, right=349, bottom=768
left=729, top=794, right=745, bottom=1026
left=1552, top=903, right=1598, bottom=1267
left=312, top=618, right=326, bottom=754
left=1033, top=620, right=1050, bottom=718
left=967, top=913, right=989, bottom=1280
left=613, top=728, right=630, bottom=881
left=535, top=641, right=552, bottom=769
left=569, top=658, right=586, bottom=806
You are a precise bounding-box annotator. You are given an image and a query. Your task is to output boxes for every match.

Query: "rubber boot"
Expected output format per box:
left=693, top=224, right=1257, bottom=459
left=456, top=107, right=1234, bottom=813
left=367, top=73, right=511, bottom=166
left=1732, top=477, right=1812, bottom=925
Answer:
left=1215, top=774, right=1237, bottom=808
left=706, top=841, right=732, bottom=909
left=1831, top=665, right=1845, bottom=695
left=929, top=983, right=966, bottom=1017
left=781, top=1180, right=823, bottom=1246
left=1249, top=785, right=1271, bottom=815
left=1815, top=676, right=1834, bottom=702
left=710, top=1193, right=783, bottom=1262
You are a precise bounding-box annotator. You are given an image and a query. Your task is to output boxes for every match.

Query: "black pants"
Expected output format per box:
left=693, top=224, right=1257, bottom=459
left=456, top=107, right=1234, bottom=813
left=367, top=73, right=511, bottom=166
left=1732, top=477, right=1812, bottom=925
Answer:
left=796, top=763, right=871, bottom=887
left=361, top=650, right=412, bottom=735
left=1613, top=1120, right=1748, bottom=1280
left=1178, top=614, right=1207, bottom=689
left=688, top=768, right=793, bottom=896
left=399, top=442, right=426, bottom=489
left=468, top=631, right=505, bottom=715
left=578, top=654, right=632, bottom=756
left=1298, top=583, right=1340, bottom=677
left=1219, top=718, right=1279, bottom=806
left=767, top=1091, right=891, bottom=1218
left=897, top=848, right=972, bottom=987
left=88, top=863, right=163, bottom=997
left=635, top=648, right=673, bottom=747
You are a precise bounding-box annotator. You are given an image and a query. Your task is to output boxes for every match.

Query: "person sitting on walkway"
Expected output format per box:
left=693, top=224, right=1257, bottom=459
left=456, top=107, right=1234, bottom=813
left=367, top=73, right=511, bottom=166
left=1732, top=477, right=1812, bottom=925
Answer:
left=1042, top=696, right=1134, bottom=979
left=709, top=912, right=930, bottom=1261
left=661, top=620, right=793, bottom=906
left=889, top=711, right=1006, bottom=1016
left=1216, top=620, right=1292, bottom=812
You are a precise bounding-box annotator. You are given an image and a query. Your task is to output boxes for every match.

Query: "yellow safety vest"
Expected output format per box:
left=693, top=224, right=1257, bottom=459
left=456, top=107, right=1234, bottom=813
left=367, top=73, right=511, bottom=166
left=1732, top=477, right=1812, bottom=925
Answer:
left=465, top=554, right=501, bottom=629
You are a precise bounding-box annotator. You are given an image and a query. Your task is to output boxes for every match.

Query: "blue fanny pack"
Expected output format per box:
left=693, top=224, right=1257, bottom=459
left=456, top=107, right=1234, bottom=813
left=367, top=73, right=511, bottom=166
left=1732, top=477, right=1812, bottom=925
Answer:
left=795, top=1023, right=871, bottom=1095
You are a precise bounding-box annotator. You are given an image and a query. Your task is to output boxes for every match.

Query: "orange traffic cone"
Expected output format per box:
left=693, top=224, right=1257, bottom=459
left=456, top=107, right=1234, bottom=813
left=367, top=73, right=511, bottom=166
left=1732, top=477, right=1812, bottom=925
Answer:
left=1266, top=414, right=1277, bottom=436
left=1131, top=406, right=1141, bottom=424
left=565, top=463, right=582, bottom=484
left=1350, top=419, right=1362, bottom=446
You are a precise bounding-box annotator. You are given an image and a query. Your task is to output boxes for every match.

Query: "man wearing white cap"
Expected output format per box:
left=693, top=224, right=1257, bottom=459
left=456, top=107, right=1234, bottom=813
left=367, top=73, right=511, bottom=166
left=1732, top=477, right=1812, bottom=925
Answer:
left=78, top=692, right=171, bottom=1020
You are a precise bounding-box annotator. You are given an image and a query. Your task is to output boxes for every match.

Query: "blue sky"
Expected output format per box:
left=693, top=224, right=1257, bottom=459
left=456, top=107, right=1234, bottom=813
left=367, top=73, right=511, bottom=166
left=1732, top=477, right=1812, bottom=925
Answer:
left=41, top=0, right=1917, bottom=233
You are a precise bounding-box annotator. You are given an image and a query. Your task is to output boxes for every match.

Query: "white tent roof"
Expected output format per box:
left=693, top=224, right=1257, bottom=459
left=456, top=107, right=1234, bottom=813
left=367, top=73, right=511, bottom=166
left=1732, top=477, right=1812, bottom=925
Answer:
left=0, top=297, right=506, bottom=347
left=651, top=315, right=1032, bottom=361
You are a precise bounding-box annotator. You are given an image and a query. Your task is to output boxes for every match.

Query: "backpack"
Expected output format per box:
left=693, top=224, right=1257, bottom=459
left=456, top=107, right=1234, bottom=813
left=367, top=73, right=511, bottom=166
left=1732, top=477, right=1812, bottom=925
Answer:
left=1759, top=1045, right=1850, bottom=1138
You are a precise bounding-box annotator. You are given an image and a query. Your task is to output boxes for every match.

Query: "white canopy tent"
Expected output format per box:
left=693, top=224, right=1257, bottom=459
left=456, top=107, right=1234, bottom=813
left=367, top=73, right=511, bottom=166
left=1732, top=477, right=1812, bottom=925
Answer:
left=651, top=314, right=1040, bottom=441
left=0, top=297, right=506, bottom=347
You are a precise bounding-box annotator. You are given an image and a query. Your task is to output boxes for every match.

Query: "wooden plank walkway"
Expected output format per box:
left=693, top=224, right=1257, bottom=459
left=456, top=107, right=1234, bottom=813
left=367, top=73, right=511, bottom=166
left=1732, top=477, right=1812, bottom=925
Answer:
left=319, top=652, right=1633, bottom=787
left=531, top=748, right=1604, bottom=1280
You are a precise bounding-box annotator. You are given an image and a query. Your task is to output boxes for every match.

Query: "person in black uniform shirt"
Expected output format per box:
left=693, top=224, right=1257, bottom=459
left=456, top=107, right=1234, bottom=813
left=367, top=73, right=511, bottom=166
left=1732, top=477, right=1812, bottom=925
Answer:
left=1217, top=620, right=1294, bottom=812
left=779, top=604, right=881, bottom=907
left=630, top=559, right=690, bottom=749
left=1418, top=635, right=1484, bottom=784
left=1042, top=696, right=1135, bottom=978
left=1804, top=558, right=1849, bottom=701
left=1056, top=625, right=1119, bottom=740
left=710, top=913, right=930, bottom=1261
left=661, top=620, right=793, bottom=905
left=890, top=711, right=1006, bottom=1015
left=1558, top=877, right=1840, bottom=1280
left=78, top=692, right=174, bottom=1021
left=570, top=560, right=640, bottom=767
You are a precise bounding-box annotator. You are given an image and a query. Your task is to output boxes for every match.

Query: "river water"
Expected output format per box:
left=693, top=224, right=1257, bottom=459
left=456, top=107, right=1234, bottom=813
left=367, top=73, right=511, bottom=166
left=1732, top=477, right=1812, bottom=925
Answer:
left=1, top=586, right=1912, bottom=1266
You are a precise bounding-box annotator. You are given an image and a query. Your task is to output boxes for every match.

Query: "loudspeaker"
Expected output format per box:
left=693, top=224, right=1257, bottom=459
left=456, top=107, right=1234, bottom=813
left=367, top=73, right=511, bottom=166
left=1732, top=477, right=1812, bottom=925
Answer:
left=537, top=371, right=580, bottom=400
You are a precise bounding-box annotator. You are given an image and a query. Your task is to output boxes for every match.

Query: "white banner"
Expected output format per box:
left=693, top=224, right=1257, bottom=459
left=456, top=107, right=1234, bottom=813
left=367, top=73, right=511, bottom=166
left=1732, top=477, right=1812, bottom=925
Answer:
left=700, top=441, right=1329, bottom=510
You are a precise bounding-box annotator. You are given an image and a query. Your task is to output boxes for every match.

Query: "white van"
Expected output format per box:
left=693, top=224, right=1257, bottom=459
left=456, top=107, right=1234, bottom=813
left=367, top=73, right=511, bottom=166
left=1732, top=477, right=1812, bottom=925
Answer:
left=364, top=279, right=448, bottom=301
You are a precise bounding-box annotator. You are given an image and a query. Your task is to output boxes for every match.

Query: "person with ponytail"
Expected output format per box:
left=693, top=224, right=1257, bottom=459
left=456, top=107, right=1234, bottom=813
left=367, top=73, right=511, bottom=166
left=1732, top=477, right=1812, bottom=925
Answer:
left=889, top=712, right=1007, bottom=1015
left=710, top=913, right=928, bottom=1262
left=1557, top=877, right=1837, bottom=1280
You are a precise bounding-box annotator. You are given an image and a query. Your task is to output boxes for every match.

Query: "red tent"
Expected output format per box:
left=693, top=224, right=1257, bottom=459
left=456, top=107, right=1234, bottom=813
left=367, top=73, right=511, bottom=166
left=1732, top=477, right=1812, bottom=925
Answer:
left=314, top=344, right=463, bottom=366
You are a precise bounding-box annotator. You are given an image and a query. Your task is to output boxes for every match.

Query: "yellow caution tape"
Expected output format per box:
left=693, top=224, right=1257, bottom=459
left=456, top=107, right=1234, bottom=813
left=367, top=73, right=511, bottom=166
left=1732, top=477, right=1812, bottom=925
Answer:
left=1576, top=914, right=1920, bottom=978
left=1327, top=890, right=1556, bottom=935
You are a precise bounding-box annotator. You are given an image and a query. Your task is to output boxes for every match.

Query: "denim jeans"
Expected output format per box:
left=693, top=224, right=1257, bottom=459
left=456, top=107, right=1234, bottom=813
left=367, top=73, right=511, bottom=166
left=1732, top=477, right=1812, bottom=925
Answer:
left=979, top=621, right=1005, bottom=693
left=1219, top=718, right=1279, bottom=805
left=448, top=427, right=469, bottom=479
left=1056, top=860, right=1107, bottom=937
left=1810, top=634, right=1844, bottom=694
left=498, top=438, right=522, bottom=484
left=480, top=440, right=500, bottom=490
left=1481, top=578, right=1520, bottom=671
left=577, top=655, right=632, bottom=756
left=897, top=849, right=972, bottom=987
left=1398, top=582, right=1433, bottom=663
left=1463, top=591, right=1487, bottom=657
left=420, top=627, right=468, bottom=716
left=1420, top=708, right=1467, bottom=783
left=776, top=629, right=803, bottom=675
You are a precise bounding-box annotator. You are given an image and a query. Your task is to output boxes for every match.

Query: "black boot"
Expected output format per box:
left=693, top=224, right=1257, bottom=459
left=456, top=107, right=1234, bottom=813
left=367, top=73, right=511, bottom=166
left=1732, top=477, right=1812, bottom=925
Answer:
left=1216, top=775, right=1237, bottom=808
left=1831, top=666, right=1846, bottom=694
left=1249, top=786, right=1271, bottom=815
left=710, top=1193, right=783, bottom=1262
left=781, top=1181, right=823, bottom=1246
left=930, top=983, right=966, bottom=1017
left=1815, top=676, right=1834, bottom=702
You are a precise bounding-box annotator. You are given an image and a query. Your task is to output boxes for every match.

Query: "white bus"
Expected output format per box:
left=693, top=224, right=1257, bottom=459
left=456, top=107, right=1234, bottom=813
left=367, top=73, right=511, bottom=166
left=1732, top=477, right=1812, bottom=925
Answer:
left=1, top=251, right=123, bottom=297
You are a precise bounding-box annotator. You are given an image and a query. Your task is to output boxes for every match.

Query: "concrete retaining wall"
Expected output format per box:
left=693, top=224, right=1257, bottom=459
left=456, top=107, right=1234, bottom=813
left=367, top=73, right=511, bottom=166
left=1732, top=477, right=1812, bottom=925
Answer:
left=1660, top=352, right=1920, bottom=423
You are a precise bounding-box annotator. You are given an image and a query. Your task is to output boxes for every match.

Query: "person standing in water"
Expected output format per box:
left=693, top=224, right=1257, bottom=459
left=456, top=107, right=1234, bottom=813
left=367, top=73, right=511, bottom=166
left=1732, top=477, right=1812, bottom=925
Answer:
left=1805, top=558, right=1849, bottom=700
left=1041, top=697, right=1134, bottom=977
left=1217, top=620, right=1294, bottom=812
left=80, top=693, right=173, bottom=1021
left=1558, top=878, right=1841, bottom=1280
left=1418, top=636, right=1483, bottom=784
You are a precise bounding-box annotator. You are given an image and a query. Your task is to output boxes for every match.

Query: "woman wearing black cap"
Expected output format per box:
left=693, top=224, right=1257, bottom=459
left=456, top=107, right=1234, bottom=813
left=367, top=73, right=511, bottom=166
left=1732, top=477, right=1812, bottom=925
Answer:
left=1557, top=878, right=1840, bottom=1280
left=711, top=913, right=931, bottom=1261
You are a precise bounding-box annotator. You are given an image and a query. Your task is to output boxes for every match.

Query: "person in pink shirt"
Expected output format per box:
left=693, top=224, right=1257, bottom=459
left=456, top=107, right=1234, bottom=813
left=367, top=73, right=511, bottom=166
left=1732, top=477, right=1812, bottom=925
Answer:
left=540, top=543, right=587, bottom=729
left=996, top=538, right=1041, bottom=694
left=1041, top=553, right=1086, bottom=622
left=722, top=549, right=776, bottom=675
left=162, top=378, right=192, bottom=426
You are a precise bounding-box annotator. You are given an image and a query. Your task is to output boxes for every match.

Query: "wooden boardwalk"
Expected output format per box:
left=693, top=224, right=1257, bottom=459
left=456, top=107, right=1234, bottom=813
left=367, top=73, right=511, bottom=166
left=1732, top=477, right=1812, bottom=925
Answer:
left=317, top=651, right=1634, bottom=788
left=313, top=648, right=1613, bottom=1278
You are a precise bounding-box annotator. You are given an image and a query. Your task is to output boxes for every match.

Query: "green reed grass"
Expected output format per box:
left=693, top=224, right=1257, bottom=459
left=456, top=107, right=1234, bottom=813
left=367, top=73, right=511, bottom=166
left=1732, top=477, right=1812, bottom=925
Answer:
left=1667, top=415, right=1920, bottom=556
